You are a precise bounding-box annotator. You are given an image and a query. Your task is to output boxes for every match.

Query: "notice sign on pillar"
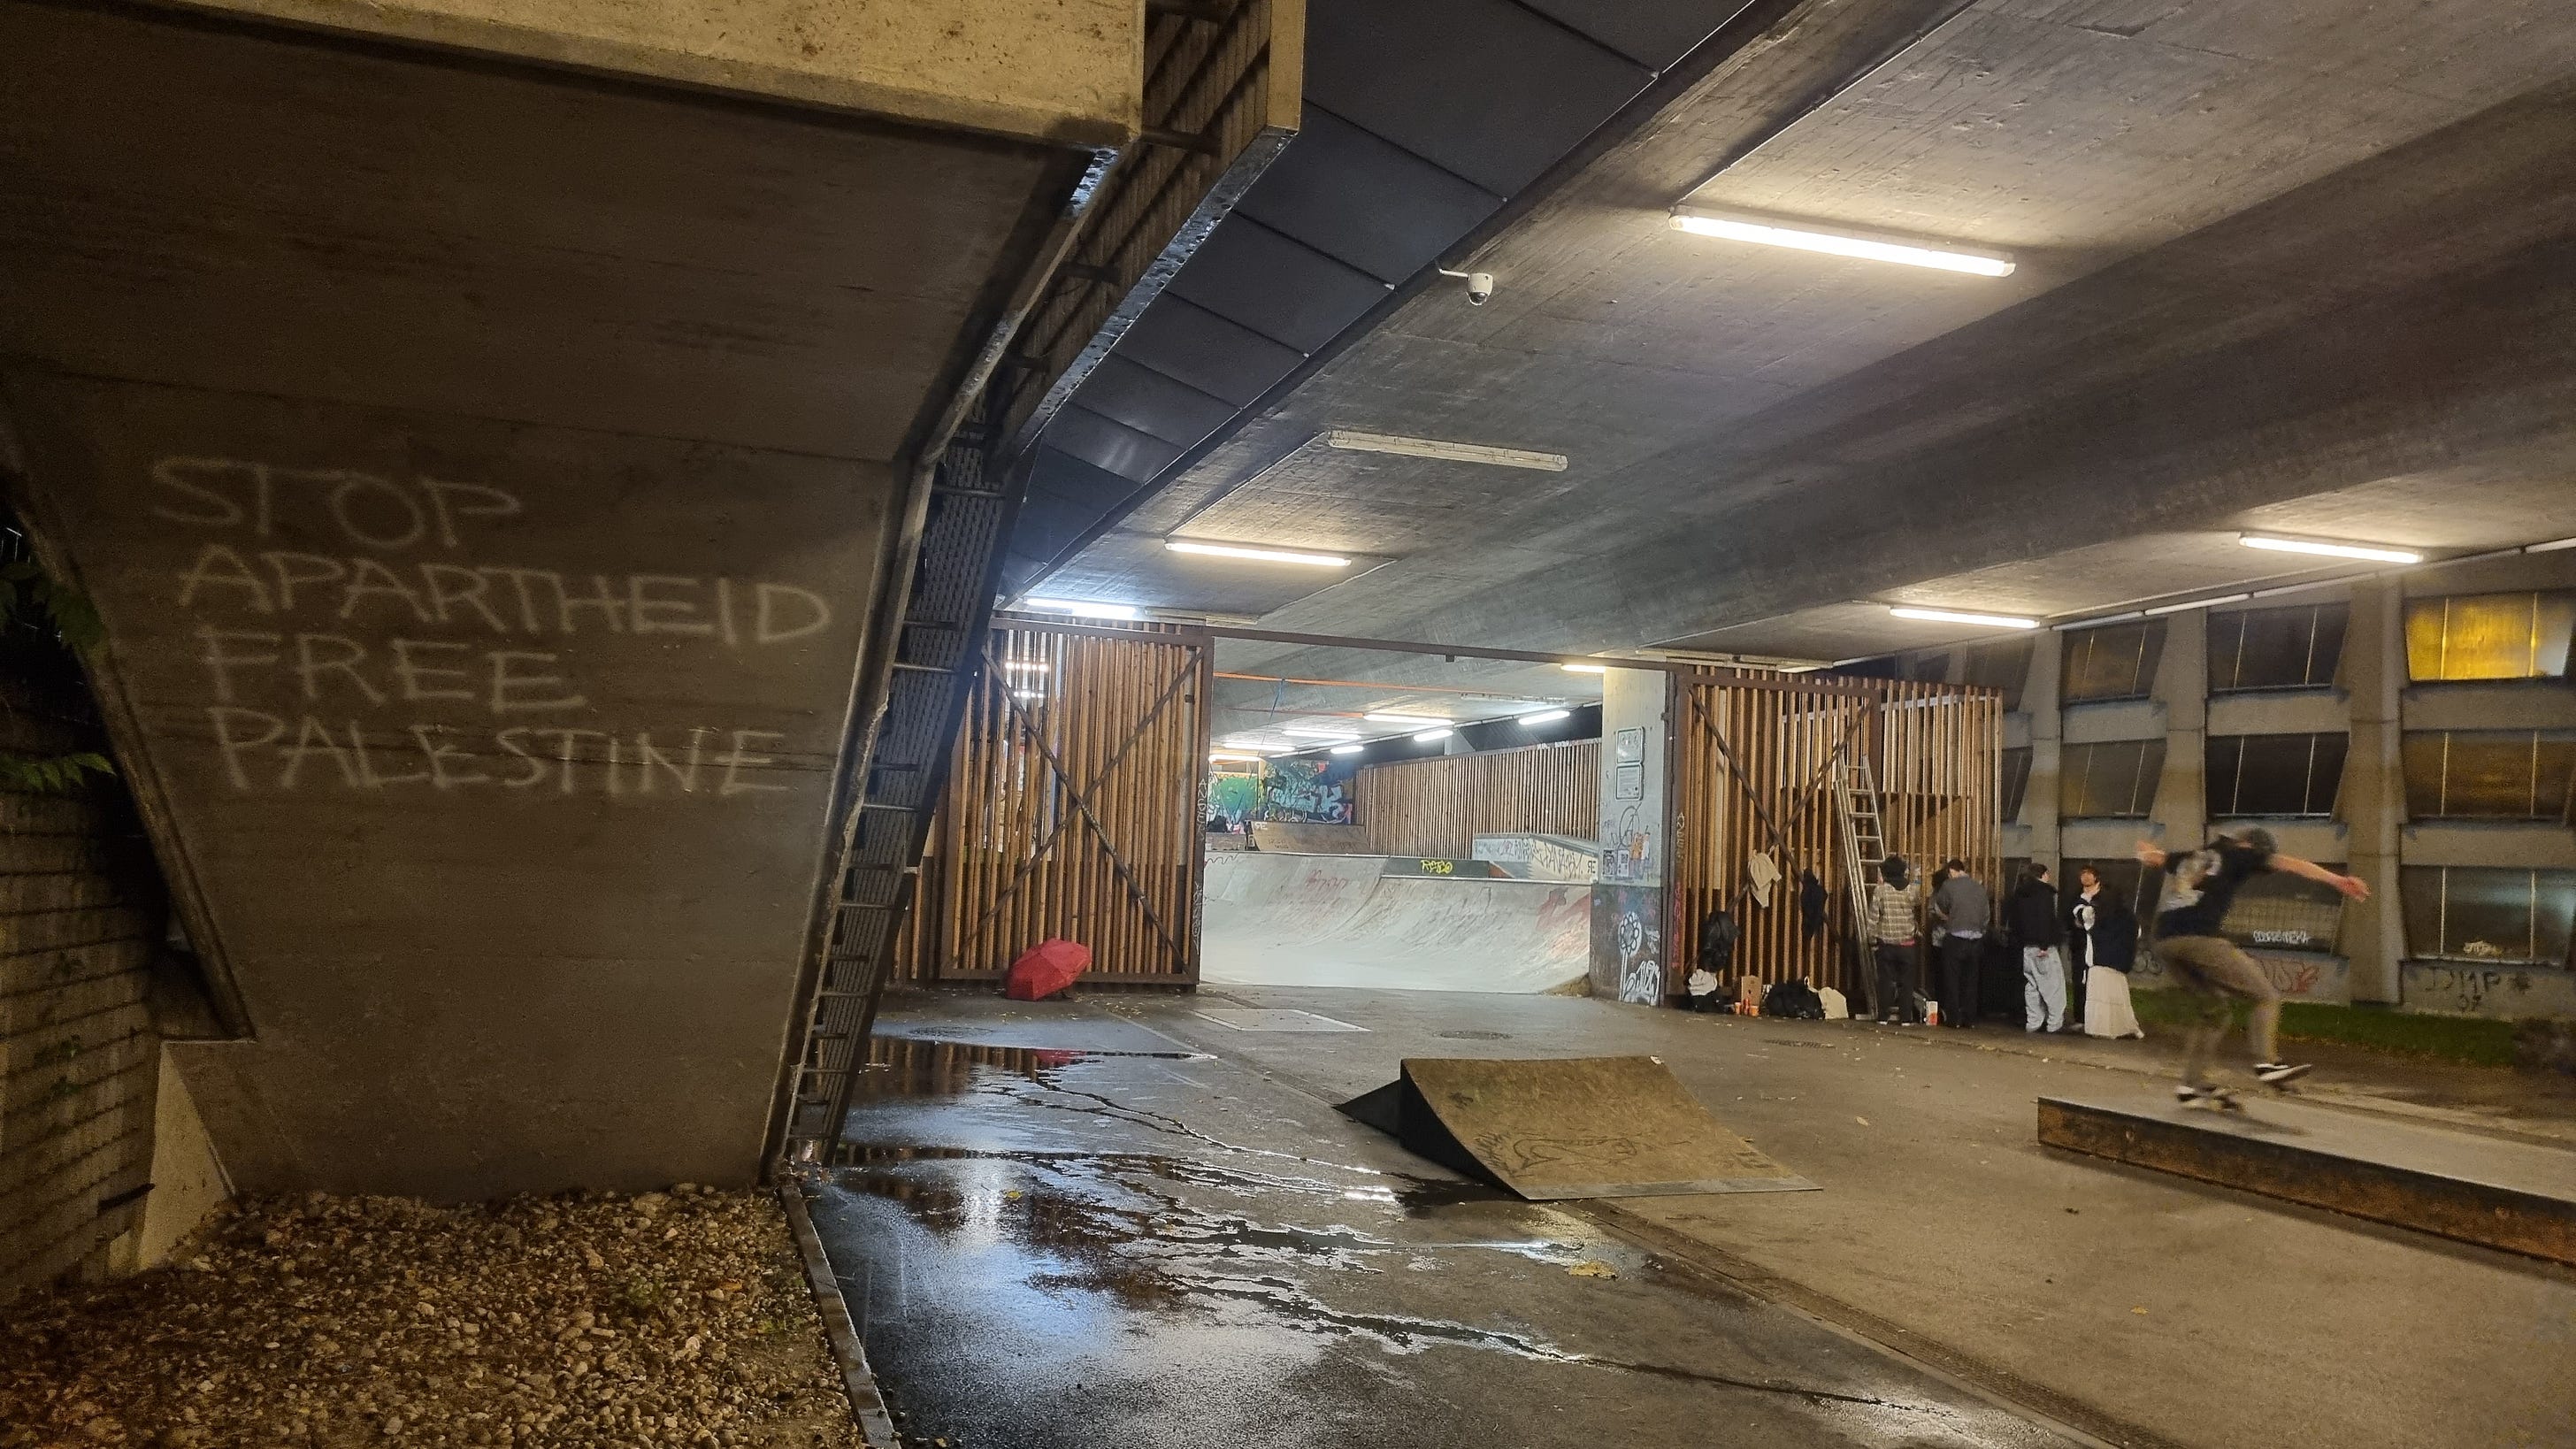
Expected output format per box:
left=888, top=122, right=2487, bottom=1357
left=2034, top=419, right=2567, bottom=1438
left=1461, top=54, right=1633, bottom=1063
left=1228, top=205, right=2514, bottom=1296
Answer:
left=1592, top=671, right=1668, bottom=1006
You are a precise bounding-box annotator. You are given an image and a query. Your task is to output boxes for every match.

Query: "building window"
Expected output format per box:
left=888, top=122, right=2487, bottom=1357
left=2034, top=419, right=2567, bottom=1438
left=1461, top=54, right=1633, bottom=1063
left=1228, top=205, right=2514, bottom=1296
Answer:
left=2059, top=738, right=2166, bottom=817
left=2206, top=732, right=2347, bottom=818
left=1962, top=639, right=2033, bottom=712
left=2402, top=731, right=2576, bottom=823
left=2404, top=591, right=2576, bottom=682
left=2220, top=869, right=2349, bottom=953
left=2401, top=866, right=2576, bottom=966
left=2208, top=603, right=2346, bottom=693
left=2000, top=746, right=2033, bottom=823
left=2062, top=619, right=2166, bottom=702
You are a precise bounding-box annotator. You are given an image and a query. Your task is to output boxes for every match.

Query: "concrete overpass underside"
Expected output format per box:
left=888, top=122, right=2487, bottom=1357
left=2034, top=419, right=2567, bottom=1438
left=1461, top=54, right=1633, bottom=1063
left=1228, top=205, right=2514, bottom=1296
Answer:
left=0, top=0, right=1111, bottom=1197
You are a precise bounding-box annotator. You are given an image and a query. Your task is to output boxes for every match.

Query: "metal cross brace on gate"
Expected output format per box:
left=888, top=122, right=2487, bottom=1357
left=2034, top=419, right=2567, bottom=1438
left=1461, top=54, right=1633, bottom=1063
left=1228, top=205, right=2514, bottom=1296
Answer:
left=1684, top=686, right=1867, bottom=913
left=955, top=640, right=1195, bottom=973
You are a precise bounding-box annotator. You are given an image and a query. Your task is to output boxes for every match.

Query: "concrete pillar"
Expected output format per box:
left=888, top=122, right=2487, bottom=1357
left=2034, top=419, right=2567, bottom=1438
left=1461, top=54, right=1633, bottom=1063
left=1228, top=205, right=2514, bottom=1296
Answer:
left=2341, top=579, right=2409, bottom=1004
left=2150, top=610, right=2208, bottom=851
left=1591, top=668, right=1669, bottom=1004
left=2023, top=630, right=2064, bottom=877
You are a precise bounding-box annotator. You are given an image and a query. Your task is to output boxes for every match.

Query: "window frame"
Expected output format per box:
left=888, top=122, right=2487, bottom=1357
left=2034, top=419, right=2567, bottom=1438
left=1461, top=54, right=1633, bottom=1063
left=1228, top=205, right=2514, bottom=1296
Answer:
left=2400, top=865, right=2576, bottom=967
left=2205, top=732, right=2348, bottom=819
left=2058, top=737, right=2166, bottom=818
left=2208, top=602, right=2348, bottom=694
left=2404, top=590, right=2576, bottom=683
left=2061, top=618, right=2168, bottom=703
left=2401, top=729, right=2576, bottom=824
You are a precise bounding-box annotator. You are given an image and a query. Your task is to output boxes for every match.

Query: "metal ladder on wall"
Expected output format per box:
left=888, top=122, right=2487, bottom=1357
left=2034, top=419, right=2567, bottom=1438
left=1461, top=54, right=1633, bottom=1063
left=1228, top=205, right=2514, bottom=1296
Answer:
left=1830, top=755, right=1892, bottom=1014
left=774, top=431, right=1017, bottom=1169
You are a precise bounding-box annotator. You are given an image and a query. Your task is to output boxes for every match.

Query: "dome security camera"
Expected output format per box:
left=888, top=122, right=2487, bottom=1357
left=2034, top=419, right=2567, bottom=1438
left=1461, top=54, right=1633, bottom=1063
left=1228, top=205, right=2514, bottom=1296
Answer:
left=1438, top=267, right=1495, bottom=305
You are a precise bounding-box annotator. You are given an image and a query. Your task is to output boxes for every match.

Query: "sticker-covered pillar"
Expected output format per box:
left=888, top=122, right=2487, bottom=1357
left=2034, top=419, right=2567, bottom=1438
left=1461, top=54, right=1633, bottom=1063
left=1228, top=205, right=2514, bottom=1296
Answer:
left=1590, top=668, right=1671, bottom=1004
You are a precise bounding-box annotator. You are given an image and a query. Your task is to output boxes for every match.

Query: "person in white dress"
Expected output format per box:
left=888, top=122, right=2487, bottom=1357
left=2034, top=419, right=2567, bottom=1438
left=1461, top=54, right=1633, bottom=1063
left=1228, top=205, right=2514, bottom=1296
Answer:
left=2068, top=866, right=2144, bottom=1039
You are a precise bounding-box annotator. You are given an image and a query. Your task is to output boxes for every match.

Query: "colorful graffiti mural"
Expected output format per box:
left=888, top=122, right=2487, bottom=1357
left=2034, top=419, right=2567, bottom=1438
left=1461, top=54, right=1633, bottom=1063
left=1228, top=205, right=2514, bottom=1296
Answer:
left=1262, top=757, right=1355, bottom=824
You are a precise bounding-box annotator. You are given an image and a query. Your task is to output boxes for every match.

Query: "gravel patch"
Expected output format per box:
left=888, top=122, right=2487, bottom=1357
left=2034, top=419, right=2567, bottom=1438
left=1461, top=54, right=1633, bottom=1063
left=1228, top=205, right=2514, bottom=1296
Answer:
left=1, top=1186, right=866, bottom=1448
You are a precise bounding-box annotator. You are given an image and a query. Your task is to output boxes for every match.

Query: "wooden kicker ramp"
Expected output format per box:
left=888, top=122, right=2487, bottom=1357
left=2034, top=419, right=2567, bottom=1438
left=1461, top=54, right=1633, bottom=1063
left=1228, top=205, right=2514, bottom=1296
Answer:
left=1339, top=1055, right=1815, bottom=1200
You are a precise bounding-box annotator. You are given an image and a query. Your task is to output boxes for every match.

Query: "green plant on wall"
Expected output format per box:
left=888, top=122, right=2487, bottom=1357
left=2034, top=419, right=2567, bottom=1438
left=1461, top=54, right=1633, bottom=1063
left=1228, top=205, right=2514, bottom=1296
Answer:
left=0, top=556, right=116, bottom=794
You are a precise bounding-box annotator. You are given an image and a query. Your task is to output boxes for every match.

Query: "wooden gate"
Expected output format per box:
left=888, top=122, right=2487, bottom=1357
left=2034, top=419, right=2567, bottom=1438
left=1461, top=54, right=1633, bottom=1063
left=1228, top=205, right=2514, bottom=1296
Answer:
left=895, top=618, right=1210, bottom=984
left=1670, top=672, right=2000, bottom=995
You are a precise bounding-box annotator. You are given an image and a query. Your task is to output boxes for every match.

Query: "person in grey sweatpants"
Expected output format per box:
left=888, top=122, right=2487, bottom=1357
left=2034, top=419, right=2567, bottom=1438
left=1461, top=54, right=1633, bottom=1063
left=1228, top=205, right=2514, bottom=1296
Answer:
left=2005, top=862, right=2068, bottom=1032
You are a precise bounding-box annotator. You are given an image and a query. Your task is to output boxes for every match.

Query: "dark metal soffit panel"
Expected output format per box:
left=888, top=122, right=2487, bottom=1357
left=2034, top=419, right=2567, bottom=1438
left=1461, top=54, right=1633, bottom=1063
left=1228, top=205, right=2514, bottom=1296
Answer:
left=1007, top=0, right=1761, bottom=598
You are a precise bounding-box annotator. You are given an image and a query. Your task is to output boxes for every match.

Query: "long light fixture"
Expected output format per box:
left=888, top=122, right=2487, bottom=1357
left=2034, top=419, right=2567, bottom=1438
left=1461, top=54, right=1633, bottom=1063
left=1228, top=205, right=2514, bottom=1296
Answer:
left=1560, top=663, right=1608, bottom=674
left=1411, top=727, right=1453, bottom=742
left=1209, top=751, right=1268, bottom=764
left=1000, top=660, right=1049, bottom=673
left=1326, top=430, right=1567, bottom=472
left=2238, top=533, right=2422, bottom=564
left=1363, top=711, right=1448, bottom=724
left=1518, top=709, right=1570, bottom=726
left=1025, top=597, right=1140, bottom=619
left=1329, top=743, right=1366, bottom=755
left=2143, top=593, right=2252, bottom=617
left=1668, top=207, right=2013, bottom=277
left=1889, top=605, right=2038, bottom=630
left=1164, top=539, right=1351, bottom=568
left=1284, top=725, right=1361, bottom=740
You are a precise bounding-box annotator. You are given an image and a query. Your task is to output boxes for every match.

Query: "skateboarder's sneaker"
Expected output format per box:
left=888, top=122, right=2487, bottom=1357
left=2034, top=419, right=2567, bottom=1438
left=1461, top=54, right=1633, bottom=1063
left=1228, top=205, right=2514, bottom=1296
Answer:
left=2252, top=1061, right=2312, bottom=1087
left=2175, top=1083, right=2214, bottom=1105
left=2177, top=1084, right=2241, bottom=1110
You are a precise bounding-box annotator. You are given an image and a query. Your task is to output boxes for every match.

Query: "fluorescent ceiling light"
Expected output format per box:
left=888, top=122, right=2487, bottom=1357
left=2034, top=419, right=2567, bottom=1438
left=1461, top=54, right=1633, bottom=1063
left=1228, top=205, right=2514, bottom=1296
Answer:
left=1329, top=743, right=1366, bottom=755
left=1519, top=709, right=1570, bottom=725
left=1411, top=728, right=1453, bottom=742
left=2143, top=593, right=2252, bottom=617
left=1560, top=663, right=1608, bottom=674
left=2527, top=536, right=2576, bottom=555
left=1326, top=431, right=1567, bottom=472
left=1000, top=660, right=1049, bottom=673
left=1668, top=209, right=2013, bottom=277
left=1283, top=725, right=1361, bottom=739
left=1889, top=606, right=2038, bottom=630
left=2237, top=534, right=2421, bottom=564
left=1363, top=711, right=1448, bottom=724
left=1209, top=751, right=1268, bottom=764
left=1165, top=539, right=1350, bottom=568
left=1011, top=689, right=1043, bottom=701
left=1025, top=597, right=1141, bottom=619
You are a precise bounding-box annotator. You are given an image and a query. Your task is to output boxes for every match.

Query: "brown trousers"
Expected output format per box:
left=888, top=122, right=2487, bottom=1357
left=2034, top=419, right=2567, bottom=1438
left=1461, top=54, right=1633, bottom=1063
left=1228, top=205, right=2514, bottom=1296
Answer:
left=2151, top=934, right=2281, bottom=1085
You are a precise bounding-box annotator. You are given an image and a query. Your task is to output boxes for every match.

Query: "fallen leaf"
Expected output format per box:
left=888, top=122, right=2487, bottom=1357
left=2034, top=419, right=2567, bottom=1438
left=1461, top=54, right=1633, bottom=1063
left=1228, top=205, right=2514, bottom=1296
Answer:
left=1855, top=1116, right=1870, bottom=1126
left=2132, top=1307, right=2149, bottom=1315
left=1567, top=1261, right=1617, bottom=1279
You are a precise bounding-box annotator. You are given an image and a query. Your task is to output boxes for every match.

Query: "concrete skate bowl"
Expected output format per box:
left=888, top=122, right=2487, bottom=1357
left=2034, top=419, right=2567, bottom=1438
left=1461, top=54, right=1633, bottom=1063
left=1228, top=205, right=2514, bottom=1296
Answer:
left=1201, top=853, right=1591, bottom=993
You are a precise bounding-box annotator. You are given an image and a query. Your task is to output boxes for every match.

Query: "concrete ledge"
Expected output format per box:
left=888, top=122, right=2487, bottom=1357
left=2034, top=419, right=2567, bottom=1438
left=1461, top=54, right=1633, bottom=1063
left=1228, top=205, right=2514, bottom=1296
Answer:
left=779, top=1183, right=901, bottom=1449
left=2037, top=1094, right=2576, bottom=1265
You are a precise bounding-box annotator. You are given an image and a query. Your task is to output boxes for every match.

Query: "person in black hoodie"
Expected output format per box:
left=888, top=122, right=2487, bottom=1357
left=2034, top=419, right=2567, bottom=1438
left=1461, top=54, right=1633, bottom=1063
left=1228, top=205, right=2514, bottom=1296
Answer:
left=2005, top=862, right=2070, bottom=1033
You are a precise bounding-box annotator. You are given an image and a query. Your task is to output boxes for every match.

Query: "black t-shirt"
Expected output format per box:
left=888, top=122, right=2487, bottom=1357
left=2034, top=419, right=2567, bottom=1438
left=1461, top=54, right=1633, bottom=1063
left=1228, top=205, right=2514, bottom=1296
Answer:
left=2153, top=839, right=2270, bottom=939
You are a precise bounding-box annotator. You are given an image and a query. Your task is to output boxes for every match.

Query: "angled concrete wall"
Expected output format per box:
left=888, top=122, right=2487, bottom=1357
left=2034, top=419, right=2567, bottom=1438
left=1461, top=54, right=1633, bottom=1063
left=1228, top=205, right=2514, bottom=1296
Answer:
left=0, top=0, right=1110, bottom=1194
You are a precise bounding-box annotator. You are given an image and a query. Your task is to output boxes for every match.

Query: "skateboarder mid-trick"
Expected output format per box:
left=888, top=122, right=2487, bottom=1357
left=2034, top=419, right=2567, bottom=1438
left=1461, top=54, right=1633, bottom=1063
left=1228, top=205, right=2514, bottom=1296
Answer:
left=2135, top=829, right=2371, bottom=1108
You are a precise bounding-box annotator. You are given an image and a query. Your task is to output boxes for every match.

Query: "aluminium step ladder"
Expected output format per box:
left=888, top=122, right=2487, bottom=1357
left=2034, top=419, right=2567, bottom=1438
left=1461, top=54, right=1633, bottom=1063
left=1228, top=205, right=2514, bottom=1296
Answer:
left=1831, top=755, right=1893, bottom=1017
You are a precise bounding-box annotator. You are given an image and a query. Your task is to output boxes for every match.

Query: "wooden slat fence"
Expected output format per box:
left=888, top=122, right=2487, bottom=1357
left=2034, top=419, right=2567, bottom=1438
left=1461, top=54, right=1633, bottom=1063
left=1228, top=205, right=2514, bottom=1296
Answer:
left=1352, top=740, right=1598, bottom=857
left=893, top=621, right=1209, bottom=984
left=1670, top=673, right=2000, bottom=999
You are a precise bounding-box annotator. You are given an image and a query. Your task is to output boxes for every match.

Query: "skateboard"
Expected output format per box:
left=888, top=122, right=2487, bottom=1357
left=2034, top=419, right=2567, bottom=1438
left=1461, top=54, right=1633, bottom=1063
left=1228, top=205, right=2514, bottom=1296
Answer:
left=2178, top=1063, right=2312, bottom=1112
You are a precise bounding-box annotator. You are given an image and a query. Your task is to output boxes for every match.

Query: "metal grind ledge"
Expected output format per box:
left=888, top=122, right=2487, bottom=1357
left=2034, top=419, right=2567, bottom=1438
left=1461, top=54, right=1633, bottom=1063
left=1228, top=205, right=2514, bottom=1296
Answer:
left=2037, top=1094, right=2576, bottom=1266
left=779, top=1184, right=902, bottom=1449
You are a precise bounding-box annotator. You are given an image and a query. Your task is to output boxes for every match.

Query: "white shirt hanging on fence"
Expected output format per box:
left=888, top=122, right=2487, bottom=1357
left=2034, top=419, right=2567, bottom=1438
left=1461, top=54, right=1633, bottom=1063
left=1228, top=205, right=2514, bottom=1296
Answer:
left=1746, top=850, right=1780, bottom=908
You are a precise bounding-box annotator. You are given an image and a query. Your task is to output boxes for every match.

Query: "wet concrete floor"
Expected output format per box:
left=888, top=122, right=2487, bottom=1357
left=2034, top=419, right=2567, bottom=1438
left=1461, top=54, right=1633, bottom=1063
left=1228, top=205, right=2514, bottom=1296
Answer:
left=802, top=1013, right=2081, bottom=1449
